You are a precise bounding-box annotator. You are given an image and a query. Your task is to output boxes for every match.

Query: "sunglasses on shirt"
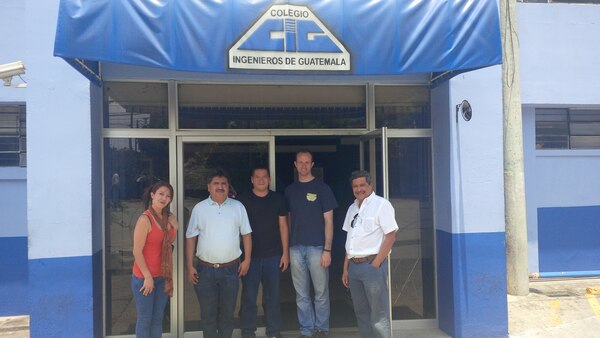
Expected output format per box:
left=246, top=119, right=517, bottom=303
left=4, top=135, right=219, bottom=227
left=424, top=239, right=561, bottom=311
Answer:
left=351, top=213, right=359, bottom=228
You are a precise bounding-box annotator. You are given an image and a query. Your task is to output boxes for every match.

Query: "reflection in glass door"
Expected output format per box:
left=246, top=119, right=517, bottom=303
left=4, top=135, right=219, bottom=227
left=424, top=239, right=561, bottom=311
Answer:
left=361, top=130, right=436, bottom=324
left=103, top=138, right=171, bottom=336
left=177, top=137, right=272, bottom=336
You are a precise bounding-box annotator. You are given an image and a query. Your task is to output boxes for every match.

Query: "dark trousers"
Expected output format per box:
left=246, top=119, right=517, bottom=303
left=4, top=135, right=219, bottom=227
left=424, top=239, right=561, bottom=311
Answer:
left=240, top=255, right=282, bottom=337
left=194, top=262, right=240, bottom=338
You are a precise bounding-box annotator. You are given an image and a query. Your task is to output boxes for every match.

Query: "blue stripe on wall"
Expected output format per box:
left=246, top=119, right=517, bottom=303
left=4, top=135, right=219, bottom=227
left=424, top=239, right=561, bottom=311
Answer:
left=93, top=250, right=103, bottom=337
left=0, top=236, right=28, bottom=316
left=29, top=252, right=103, bottom=338
left=538, top=205, right=600, bottom=273
left=436, top=230, right=508, bottom=338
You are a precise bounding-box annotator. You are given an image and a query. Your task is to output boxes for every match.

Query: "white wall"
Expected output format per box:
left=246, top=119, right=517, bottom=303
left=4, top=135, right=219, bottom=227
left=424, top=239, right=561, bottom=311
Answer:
left=447, top=65, right=505, bottom=234
left=0, top=0, right=28, bottom=238
left=522, top=106, right=539, bottom=271
left=519, top=4, right=600, bottom=106
left=26, top=0, right=93, bottom=260
left=535, top=152, right=600, bottom=208
left=519, top=3, right=600, bottom=272
left=0, top=168, right=27, bottom=237
left=0, top=0, right=27, bottom=101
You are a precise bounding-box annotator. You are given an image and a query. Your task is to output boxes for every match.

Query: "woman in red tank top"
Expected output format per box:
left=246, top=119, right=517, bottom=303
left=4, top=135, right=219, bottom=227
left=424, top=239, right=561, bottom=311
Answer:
left=131, top=181, right=179, bottom=338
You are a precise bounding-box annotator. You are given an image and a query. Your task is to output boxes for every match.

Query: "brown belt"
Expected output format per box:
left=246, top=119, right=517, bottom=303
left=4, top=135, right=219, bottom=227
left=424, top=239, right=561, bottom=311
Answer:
left=198, top=258, right=240, bottom=268
left=351, top=254, right=377, bottom=264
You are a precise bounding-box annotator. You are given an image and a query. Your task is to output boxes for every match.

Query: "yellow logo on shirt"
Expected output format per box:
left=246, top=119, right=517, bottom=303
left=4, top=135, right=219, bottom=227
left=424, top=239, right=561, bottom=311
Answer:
left=306, top=193, right=317, bottom=202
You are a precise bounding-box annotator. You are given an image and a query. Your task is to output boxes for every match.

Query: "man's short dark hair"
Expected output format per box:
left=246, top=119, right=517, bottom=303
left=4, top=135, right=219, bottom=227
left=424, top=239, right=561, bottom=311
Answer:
left=295, top=149, right=313, bottom=161
left=208, top=167, right=230, bottom=184
left=349, top=170, right=371, bottom=185
left=251, top=166, right=270, bottom=177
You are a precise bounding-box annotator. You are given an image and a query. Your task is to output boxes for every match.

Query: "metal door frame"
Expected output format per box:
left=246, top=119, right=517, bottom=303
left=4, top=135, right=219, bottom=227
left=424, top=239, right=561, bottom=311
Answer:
left=359, top=127, right=438, bottom=331
left=176, top=135, right=275, bottom=338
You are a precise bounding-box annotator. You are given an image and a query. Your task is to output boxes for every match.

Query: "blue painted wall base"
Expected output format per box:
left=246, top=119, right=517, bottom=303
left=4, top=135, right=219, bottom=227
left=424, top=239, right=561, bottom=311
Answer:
left=29, top=251, right=103, bottom=338
left=437, top=230, right=508, bottom=338
left=0, top=236, right=28, bottom=316
left=538, top=205, right=600, bottom=273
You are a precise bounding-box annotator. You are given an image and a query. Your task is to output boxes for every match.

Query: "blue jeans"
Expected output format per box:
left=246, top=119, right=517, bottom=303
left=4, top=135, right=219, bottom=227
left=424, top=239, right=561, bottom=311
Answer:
left=348, top=258, right=391, bottom=338
left=131, top=275, right=169, bottom=338
left=240, top=255, right=282, bottom=337
left=194, top=262, right=240, bottom=338
left=290, top=245, right=329, bottom=336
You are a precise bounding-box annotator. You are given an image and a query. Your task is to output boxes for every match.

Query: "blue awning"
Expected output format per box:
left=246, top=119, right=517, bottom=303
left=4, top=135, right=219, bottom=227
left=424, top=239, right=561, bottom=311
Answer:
left=54, top=0, right=502, bottom=82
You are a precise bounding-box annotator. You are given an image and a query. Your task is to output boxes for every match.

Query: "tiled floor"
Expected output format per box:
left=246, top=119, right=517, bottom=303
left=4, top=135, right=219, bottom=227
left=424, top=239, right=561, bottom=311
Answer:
left=279, top=328, right=450, bottom=338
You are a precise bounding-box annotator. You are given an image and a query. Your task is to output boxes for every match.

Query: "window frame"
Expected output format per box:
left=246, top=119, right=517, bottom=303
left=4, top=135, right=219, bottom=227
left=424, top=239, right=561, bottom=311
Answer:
left=535, top=108, right=600, bottom=150
left=0, top=103, right=26, bottom=167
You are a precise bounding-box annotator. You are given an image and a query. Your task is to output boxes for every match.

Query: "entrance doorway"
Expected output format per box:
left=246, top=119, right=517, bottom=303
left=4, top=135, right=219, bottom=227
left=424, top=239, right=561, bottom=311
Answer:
left=102, top=82, right=435, bottom=337
left=176, top=133, right=434, bottom=336
left=177, top=136, right=360, bottom=335
left=274, top=136, right=360, bottom=331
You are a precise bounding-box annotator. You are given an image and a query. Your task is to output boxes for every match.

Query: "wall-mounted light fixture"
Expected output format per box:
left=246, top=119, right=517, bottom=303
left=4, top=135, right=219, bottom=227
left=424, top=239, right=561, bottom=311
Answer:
left=456, top=100, right=472, bottom=123
left=0, top=61, right=26, bottom=87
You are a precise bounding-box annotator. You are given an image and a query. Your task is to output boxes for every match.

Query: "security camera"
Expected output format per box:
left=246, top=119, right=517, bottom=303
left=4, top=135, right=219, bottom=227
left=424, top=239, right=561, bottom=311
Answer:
left=0, top=61, right=26, bottom=86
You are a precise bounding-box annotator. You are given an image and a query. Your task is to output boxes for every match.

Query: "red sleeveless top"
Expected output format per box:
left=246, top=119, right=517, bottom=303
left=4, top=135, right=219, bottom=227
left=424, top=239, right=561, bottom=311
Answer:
left=133, top=211, right=175, bottom=278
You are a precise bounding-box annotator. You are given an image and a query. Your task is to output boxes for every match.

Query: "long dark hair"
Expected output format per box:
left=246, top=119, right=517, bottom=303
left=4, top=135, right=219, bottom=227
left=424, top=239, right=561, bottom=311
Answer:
left=142, top=181, right=174, bottom=213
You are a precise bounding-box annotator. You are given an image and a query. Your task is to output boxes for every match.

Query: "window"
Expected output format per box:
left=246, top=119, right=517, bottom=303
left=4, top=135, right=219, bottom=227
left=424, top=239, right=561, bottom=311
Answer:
left=375, top=86, right=430, bottom=129
left=178, top=84, right=366, bottom=129
left=104, top=82, right=168, bottom=129
left=535, top=108, right=600, bottom=149
left=0, top=104, right=26, bottom=166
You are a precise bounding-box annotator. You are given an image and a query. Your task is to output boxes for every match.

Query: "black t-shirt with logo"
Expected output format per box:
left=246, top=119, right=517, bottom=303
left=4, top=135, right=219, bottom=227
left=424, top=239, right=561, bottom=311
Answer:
left=237, top=190, right=288, bottom=258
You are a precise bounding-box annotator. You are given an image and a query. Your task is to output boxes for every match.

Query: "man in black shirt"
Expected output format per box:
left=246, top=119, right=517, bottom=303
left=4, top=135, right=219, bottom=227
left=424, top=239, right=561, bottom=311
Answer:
left=238, top=166, right=289, bottom=338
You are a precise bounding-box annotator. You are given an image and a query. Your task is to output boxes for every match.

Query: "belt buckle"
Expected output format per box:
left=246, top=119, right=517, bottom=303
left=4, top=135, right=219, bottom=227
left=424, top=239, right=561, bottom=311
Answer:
left=214, top=263, right=220, bottom=268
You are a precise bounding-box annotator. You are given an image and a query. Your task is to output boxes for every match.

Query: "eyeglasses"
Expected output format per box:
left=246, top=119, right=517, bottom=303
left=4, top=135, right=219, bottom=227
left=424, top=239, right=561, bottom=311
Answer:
left=350, top=213, right=359, bottom=228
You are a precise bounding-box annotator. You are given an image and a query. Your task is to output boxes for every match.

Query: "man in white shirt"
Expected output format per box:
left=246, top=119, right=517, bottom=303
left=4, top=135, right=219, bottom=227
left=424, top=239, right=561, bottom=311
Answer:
left=186, top=168, right=252, bottom=338
left=341, top=170, right=398, bottom=338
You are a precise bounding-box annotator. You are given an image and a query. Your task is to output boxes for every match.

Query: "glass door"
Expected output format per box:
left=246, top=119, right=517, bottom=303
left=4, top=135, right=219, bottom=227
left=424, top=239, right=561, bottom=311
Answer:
left=176, top=136, right=274, bottom=337
left=103, top=137, right=172, bottom=337
left=360, top=128, right=436, bottom=328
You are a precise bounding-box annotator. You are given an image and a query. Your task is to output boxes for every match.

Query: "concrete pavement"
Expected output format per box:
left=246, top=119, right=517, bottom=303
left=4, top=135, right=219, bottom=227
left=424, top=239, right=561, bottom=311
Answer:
left=3, top=277, right=600, bottom=337
left=0, top=315, right=28, bottom=338
left=508, top=277, right=600, bottom=338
